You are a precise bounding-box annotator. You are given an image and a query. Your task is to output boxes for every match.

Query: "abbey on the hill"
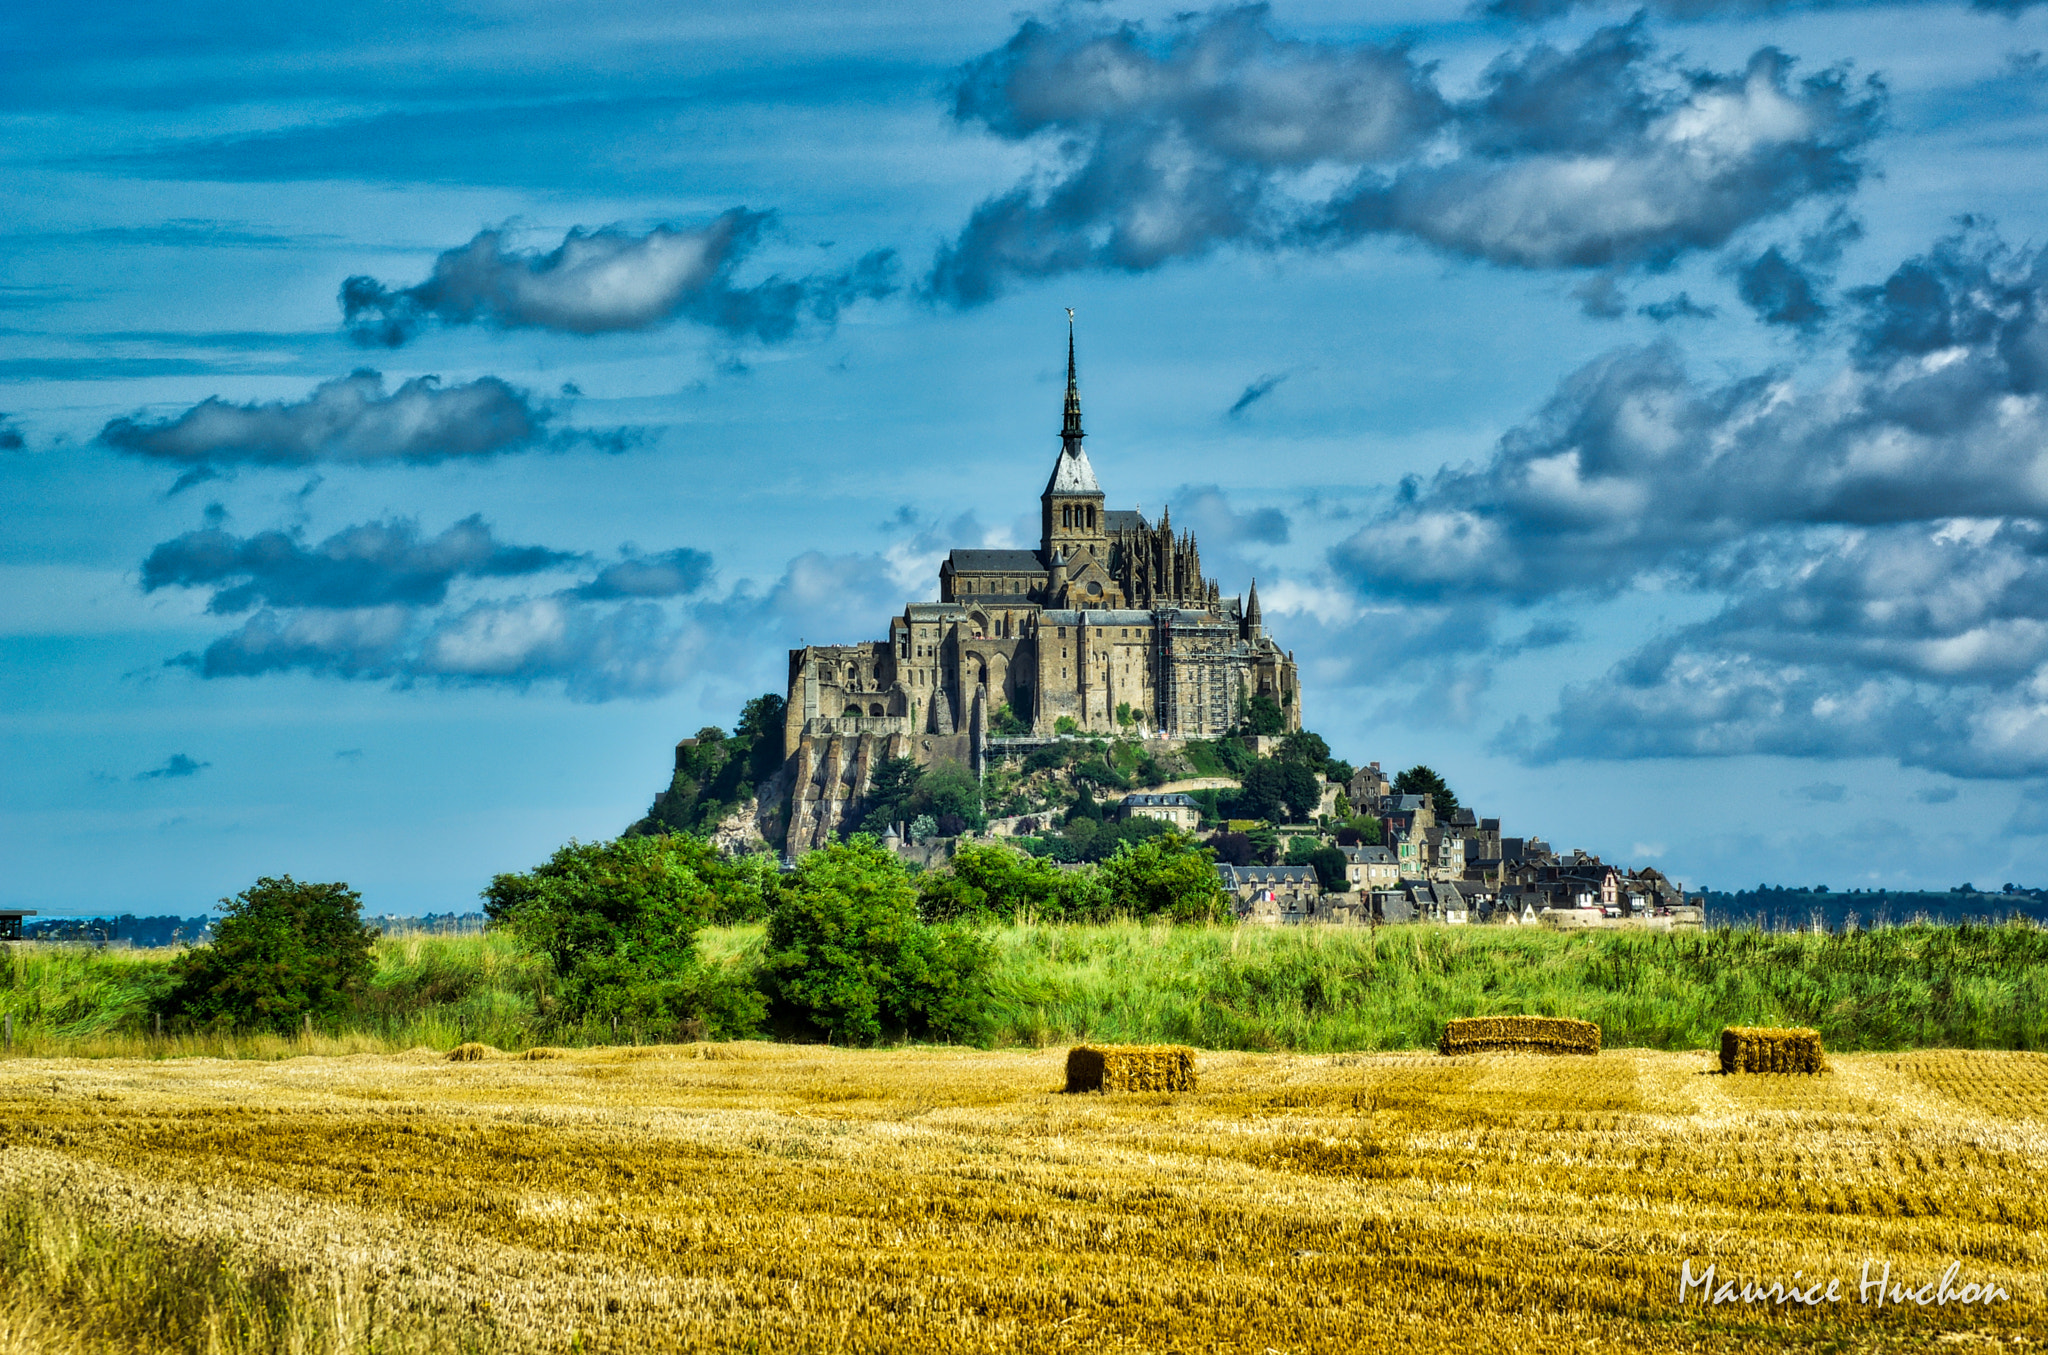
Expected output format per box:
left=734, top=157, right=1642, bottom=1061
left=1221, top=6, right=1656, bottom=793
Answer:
left=779, top=325, right=1300, bottom=848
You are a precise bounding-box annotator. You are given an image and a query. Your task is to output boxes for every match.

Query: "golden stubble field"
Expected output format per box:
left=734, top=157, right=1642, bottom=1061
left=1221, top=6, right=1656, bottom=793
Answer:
left=1, top=1043, right=2043, bottom=1353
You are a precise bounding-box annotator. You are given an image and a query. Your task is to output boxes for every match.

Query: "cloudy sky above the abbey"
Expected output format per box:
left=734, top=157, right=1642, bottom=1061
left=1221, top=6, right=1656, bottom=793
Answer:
left=6, top=0, right=2048, bottom=910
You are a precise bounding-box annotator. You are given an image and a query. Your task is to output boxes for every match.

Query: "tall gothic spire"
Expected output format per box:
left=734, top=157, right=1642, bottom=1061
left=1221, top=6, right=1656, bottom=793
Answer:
left=1043, top=308, right=1101, bottom=497
left=1062, top=308, right=1083, bottom=448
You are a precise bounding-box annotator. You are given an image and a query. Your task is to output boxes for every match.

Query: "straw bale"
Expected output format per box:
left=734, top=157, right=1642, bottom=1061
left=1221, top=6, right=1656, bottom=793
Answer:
left=446, top=1042, right=492, bottom=1062
left=1719, top=1026, right=1824, bottom=1074
left=1438, top=1016, right=1600, bottom=1057
left=1065, top=1045, right=1197, bottom=1094
left=520, top=1047, right=567, bottom=1061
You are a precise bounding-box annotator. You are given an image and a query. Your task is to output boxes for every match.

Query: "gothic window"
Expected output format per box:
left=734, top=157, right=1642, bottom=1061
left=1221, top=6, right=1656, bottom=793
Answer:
left=1087, top=506, right=1096, bottom=530
left=1062, top=506, right=1072, bottom=528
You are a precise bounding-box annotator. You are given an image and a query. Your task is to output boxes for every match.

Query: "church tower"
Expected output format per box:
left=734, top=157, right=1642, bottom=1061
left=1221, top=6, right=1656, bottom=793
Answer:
left=1041, top=315, right=1107, bottom=570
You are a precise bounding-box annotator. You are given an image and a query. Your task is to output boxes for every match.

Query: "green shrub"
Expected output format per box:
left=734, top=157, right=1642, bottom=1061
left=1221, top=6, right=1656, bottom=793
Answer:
left=484, top=835, right=767, bottom=1036
left=762, top=836, right=993, bottom=1045
left=160, top=878, right=375, bottom=1034
left=920, top=843, right=1112, bottom=924
left=1099, top=833, right=1227, bottom=923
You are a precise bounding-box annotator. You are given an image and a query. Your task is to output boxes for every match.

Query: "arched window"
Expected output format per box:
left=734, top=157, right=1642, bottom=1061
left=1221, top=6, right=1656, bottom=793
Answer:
left=1062, top=505, right=1072, bottom=529
left=1087, top=506, right=1096, bottom=530
left=870, top=703, right=884, bottom=717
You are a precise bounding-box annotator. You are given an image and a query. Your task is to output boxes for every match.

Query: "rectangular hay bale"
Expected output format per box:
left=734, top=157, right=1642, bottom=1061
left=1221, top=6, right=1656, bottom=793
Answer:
left=1438, top=1015, right=1601, bottom=1057
left=1065, top=1044, right=1197, bottom=1094
left=1719, top=1026, right=1824, bottom=1074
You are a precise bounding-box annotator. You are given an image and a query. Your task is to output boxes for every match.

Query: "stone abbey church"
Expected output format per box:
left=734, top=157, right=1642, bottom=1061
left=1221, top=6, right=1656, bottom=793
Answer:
left=781, top=329, right=1301, bottom=850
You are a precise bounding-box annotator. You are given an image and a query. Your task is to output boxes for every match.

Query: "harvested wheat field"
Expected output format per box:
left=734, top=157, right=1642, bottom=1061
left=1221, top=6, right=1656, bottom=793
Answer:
left=1, top=1045, right=2043, bottom=1354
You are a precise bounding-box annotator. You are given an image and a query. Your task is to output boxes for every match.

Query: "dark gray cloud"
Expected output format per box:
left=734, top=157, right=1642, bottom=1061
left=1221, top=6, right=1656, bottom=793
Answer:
left=341, top=210, right=896, bottom=346
left=100, top=370, right=632, bottom=482
left=572, top=548, right=714, bottom=599
left=1795, top=781, right=1848, bottom=802
left=1524, top=521, right=2048, bottom=777
left=1638, top=291, right=1718, bottom=321
left=1167, top=484, right=1291, bottom=545
left=1342, top=226, right=2048, bottom=779
left=1572, top=273, right=1629, bottom=319
left=0, top=416, right=22, bottom=451
left=1916, top=785, right=1959, bottom=804
left=930, top=10, right=1882, bottom=303
left=136, top=753, right=208, bottom=780
left=142, top=515, right=577, bottom=614
left=1227, top=372, right=1290, bottom=417
left=1735, top=246, right=1828, bottom=329
left=151, top=515, right=894, bottom=703
left=1481, top=0, right=2040, bottom=23
left=1334, top=227, right=2048, bottom=603
left=1731, top=208, right=1861, bottom=329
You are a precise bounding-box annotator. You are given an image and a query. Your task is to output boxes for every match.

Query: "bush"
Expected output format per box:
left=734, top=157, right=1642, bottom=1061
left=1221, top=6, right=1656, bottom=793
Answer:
left=920, top=843, right=1111, bottom=924
left=1024, top=745, right=1067, bottom=773
left=1240, top=694, right=1285, bottom=736
left=989, top=702, right=1030, bottom=736
left=1080, top=815, right=1172, bottom=863
left=1099, top=833, right=1228, bottom=923
left=1306, top=845, right=1349, bottom=892
left=762, top=836, right=993, bottom=1045
left=160, top=877, right=375, bottom=1034
left=1209, top=831, right=1254, bottom=867
left=483, top=835, right=767, bottom=1036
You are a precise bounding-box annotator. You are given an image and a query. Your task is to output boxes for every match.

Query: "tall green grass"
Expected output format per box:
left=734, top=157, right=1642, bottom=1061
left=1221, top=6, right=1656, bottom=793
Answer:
left=982, top=920, right=2048, bottom=1052
left=4, top=921, right=2044, bottom=1057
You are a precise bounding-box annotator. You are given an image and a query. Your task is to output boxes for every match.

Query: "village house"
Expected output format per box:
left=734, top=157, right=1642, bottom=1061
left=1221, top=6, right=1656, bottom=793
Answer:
left=1118, top=791, right=1201, bottom=832
left=1219, top=863, right=1323, bottom=923
left=1340, top=844, right=1400, bottom=891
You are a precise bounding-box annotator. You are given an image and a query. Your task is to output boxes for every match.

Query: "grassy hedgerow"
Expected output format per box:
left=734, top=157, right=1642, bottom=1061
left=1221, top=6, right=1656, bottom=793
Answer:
left=3, top=920, right=2046, bottom=1057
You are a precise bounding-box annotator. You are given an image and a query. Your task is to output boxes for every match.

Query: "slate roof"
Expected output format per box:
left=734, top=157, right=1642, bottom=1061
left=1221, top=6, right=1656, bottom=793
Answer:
left=1340, top=846, right=1396, bottom=864
left=1105, top=510, right=1145, bottom=532
left=1218, top=864, right=1318, bottom=886
left=1122, top=793, right=1198, bottom=809
left=946, top=548, right=1044, bottom=573
left=1038, top=609, right=1156, bottom=625
left=1045, top=444, right=1102, bottom=495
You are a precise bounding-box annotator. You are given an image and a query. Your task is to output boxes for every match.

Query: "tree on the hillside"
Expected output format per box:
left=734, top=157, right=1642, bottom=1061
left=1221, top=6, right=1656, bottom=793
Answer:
left=484, top=835, right=766, bottom=1035
left=762, top=836, right=992, bottom=1045
left=857, top=757, right=923, bottom=834
left=1066, top=784, right=1103, bottom=823
left=1208, top=831, right=1255, bottom=866
left=160, top=877, right=376, bottom=1033
left=919, top=842, right=1110, bottom=924
left=1277, top=730, right=1329, bottom=767
left=1393, top=765, right=1460, bottom=819
left=989, top=702, right=1031, bottom=736
left=1305, top=845, right=1349, bottom=893
left=1336, top=817, right=1383, bottom=847
left=631, top=692, right=788, bottom=838
left=1241, top=758, right=1321, bottom=823
left=918, top=761, right=986, bottom=830
left=1099, top=833, right=1228, bottom=923
left=1239, top=693, right=1286, bottom=736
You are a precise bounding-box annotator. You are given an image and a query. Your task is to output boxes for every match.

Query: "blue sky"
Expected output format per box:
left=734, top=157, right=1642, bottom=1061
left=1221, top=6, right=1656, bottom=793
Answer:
left=8, top=0, right=2048, bottom=915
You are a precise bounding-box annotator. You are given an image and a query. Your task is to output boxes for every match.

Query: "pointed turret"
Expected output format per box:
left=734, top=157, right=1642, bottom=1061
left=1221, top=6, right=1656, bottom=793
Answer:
left=1042, top=311, right=1105, bottom=561
left=1244, top=578, right=1263, bottom=639
left=1062, top=319, right=1083, bottom=447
